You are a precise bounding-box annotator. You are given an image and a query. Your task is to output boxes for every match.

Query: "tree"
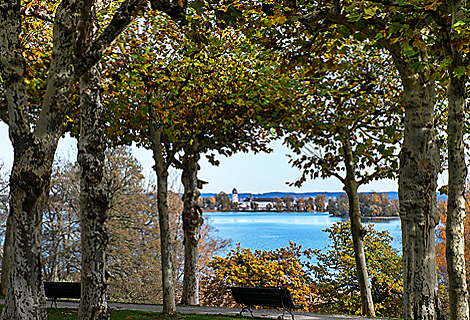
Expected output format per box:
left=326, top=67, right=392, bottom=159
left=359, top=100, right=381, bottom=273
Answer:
left=216, top=192, right=232, bottom=211
left=282, top=195, right=294, bottom=211
left=76, top=2, right=110, bottom=317
left=442, top=1, right=469, bottom=317
left=326, top=199, right=337, bottom=216
left=104, top=147, right=165, bottom=304
left=314, top=194, right=326, bottom=212
left=202, top=196, right=216, bottom=210
left=239, top=1, right=443, bottom=316
left=102, top=5, right=298, bottom=302
left=306, top=197, right=315, bottom=211
left=0, top=1, right=185, bottom=317
left=150, top=42, right=296, bottom=305
left=284, top=41, right=402, bottom=316
left=202, top=242, right=316, bottom=309
left=436, top=190, right=470, bottom=317
left=358, top=193, right=398, bottom=217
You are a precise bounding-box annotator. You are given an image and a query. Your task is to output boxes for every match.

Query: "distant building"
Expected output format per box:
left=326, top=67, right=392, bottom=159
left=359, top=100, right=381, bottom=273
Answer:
left=232, top=188, right=239, bottom=204
left=239, top=195, right=280, bottom=211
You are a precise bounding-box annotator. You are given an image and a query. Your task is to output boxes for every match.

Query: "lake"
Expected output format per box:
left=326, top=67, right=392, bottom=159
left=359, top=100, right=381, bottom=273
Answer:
left=205, top=211, right=402, bottom=257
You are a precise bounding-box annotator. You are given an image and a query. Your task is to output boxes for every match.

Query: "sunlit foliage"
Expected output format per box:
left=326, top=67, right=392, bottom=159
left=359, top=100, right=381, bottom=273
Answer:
left=312, top=221, right=403, bottom=318
left=201, top=242, right=316, bottom=310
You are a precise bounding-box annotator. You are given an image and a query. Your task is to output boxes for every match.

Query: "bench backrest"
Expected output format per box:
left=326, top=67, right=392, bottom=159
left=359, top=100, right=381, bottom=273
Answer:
left=44, top=282, right=81, bottom=299
left=230, top=287, right=297, bottom=309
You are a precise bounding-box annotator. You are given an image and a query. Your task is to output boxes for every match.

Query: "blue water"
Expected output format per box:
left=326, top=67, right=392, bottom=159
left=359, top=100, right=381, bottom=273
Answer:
left=205, top=211, right=402, bottom=256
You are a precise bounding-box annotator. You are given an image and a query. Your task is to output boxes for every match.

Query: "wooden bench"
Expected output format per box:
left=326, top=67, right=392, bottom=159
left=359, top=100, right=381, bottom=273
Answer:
left=230, top=287, right=302, bottom=320
left=44, top=281, right=81, bottom=308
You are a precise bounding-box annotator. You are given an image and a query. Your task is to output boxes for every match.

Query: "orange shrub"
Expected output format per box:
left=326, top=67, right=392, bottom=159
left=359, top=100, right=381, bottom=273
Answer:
left=201, top=242, right=317, bottom=310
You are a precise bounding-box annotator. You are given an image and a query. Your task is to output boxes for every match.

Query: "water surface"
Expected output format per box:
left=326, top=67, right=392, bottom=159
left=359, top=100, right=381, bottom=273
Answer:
left=206, top=211, right=402, bottom=255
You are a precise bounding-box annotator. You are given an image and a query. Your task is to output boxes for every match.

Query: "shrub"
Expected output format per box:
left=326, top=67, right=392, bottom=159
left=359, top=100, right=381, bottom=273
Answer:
left=201, top=242, right=317, bottom=310
left=312, top=221, right=403, bottom=318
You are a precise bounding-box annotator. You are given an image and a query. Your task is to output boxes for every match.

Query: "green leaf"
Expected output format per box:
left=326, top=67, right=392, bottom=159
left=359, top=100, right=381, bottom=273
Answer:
left=453, top=66, right=467, bottom=77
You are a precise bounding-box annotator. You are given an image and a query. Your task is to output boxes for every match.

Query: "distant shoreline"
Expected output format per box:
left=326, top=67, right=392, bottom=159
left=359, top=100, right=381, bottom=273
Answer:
left=361, top=216, right=400, bottom=220
left=203, top=210, right=400, bottom=220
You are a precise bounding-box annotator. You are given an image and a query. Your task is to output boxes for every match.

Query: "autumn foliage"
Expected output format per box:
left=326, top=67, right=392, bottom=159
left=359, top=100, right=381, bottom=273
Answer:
left=201, top=242, right=317, bottom=310
left=202, top=221, right=402, bottom=318
left=312, top=221, right=403, bottom=318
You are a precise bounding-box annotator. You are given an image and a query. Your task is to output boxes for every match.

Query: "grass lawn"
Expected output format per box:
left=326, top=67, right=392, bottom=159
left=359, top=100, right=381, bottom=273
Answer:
left=0, top=306, right=246, bottom=320
left=48, top=308, right=246, bottom=320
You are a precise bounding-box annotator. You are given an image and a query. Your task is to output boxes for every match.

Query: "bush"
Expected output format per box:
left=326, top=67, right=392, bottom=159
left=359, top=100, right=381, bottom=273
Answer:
left=312, top=221, right=403, bottom=318
left=201, top=242, right=317, bottom=310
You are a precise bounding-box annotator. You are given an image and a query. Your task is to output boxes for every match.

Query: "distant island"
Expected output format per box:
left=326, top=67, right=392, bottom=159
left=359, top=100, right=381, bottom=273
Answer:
left=199, top=189, right=448, bottom=218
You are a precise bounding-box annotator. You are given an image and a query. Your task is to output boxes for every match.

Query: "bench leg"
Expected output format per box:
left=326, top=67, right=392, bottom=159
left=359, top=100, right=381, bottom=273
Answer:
left=239, top=305, right=254, bottom=317
left=287, top=309, right=296, bottom=320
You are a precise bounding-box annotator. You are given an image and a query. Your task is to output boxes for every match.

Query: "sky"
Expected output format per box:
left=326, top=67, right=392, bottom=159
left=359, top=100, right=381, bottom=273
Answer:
left=0, top=122, right=412, bottom=194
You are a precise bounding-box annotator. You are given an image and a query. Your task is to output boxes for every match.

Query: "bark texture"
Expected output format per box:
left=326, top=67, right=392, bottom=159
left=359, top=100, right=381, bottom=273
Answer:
left=2, top=148, right=51, bottom=320
left=396, top=61, right=441, bottom=320
left=1, top=1, right=84, bottom=318
left=149, top=115, right=176, bottom=314
left=1, top=211, right=13, bottom=295
left=77, top=64, right=110, bottom=319
left=180, top=140, right=204, bottom=305
left=342, top=136, right=375, bottom=317
left=77, top=2, right=111, bottom=318
left=446, top=1, right=468, bottom=316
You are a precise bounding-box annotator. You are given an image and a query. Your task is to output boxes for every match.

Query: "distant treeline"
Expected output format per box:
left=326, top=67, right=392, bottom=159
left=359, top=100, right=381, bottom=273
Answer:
left=200, top=191, right=399, bottom=217
left=199, top=192, right=327, bottom=212
left=327, top=192, right=399, bottom=217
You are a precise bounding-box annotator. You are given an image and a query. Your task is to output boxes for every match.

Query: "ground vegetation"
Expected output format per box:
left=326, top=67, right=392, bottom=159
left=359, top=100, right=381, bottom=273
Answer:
left=202, top=221, right=402, bottom=319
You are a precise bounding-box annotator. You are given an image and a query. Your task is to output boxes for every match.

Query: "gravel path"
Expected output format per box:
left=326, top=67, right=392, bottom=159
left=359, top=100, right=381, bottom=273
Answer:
left=39, top=300, right=394, bottom=320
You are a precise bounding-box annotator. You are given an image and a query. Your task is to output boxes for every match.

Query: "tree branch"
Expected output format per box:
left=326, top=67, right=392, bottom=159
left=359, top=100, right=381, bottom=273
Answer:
left=0, top=99, right=8, bottom=123
left=329, top=170, right=345, bottom=184
left=149, top=0, right=186, bottom=21
left=295, top=6, right=336, bottom=26
left=295, top=3, right=407, bottom=71
left=364, top=0, right=421, bottom=10
left=358, top=167, right=397, bottom=185
left=21, top=6, right=54, bottom=23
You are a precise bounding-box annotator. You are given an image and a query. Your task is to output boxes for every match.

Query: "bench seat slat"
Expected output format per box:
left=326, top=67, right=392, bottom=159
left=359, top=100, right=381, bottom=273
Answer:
left=230, top=286, right=302, bottom=320
left=44, top=282, right=81, bottom=308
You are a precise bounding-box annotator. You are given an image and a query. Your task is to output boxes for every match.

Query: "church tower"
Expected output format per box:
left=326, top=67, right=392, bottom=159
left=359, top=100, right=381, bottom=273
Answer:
left=232, top=188, right=239, bottom=204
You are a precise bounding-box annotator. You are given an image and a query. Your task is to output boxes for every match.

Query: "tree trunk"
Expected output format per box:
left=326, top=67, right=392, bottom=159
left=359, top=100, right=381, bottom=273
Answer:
left=446, top=1, right=468, bottom=316
left=77, top=3, right=111, bottom=318
left=1, top=213, right=13, bottom=295
left=396, top=61, right=441, bottom=319
left=180, top=140, right=204, bottom=305
left=149, top=118, right=176, bottom=313
left=342, top=136, right=375, bottom=317
left=1, top=1, right=83, bottom=318
left=77, top=63, right=110, bottom=319
left=1, top=149, right=52, bottom=320
left=446, top=67, right=468, bottom=320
